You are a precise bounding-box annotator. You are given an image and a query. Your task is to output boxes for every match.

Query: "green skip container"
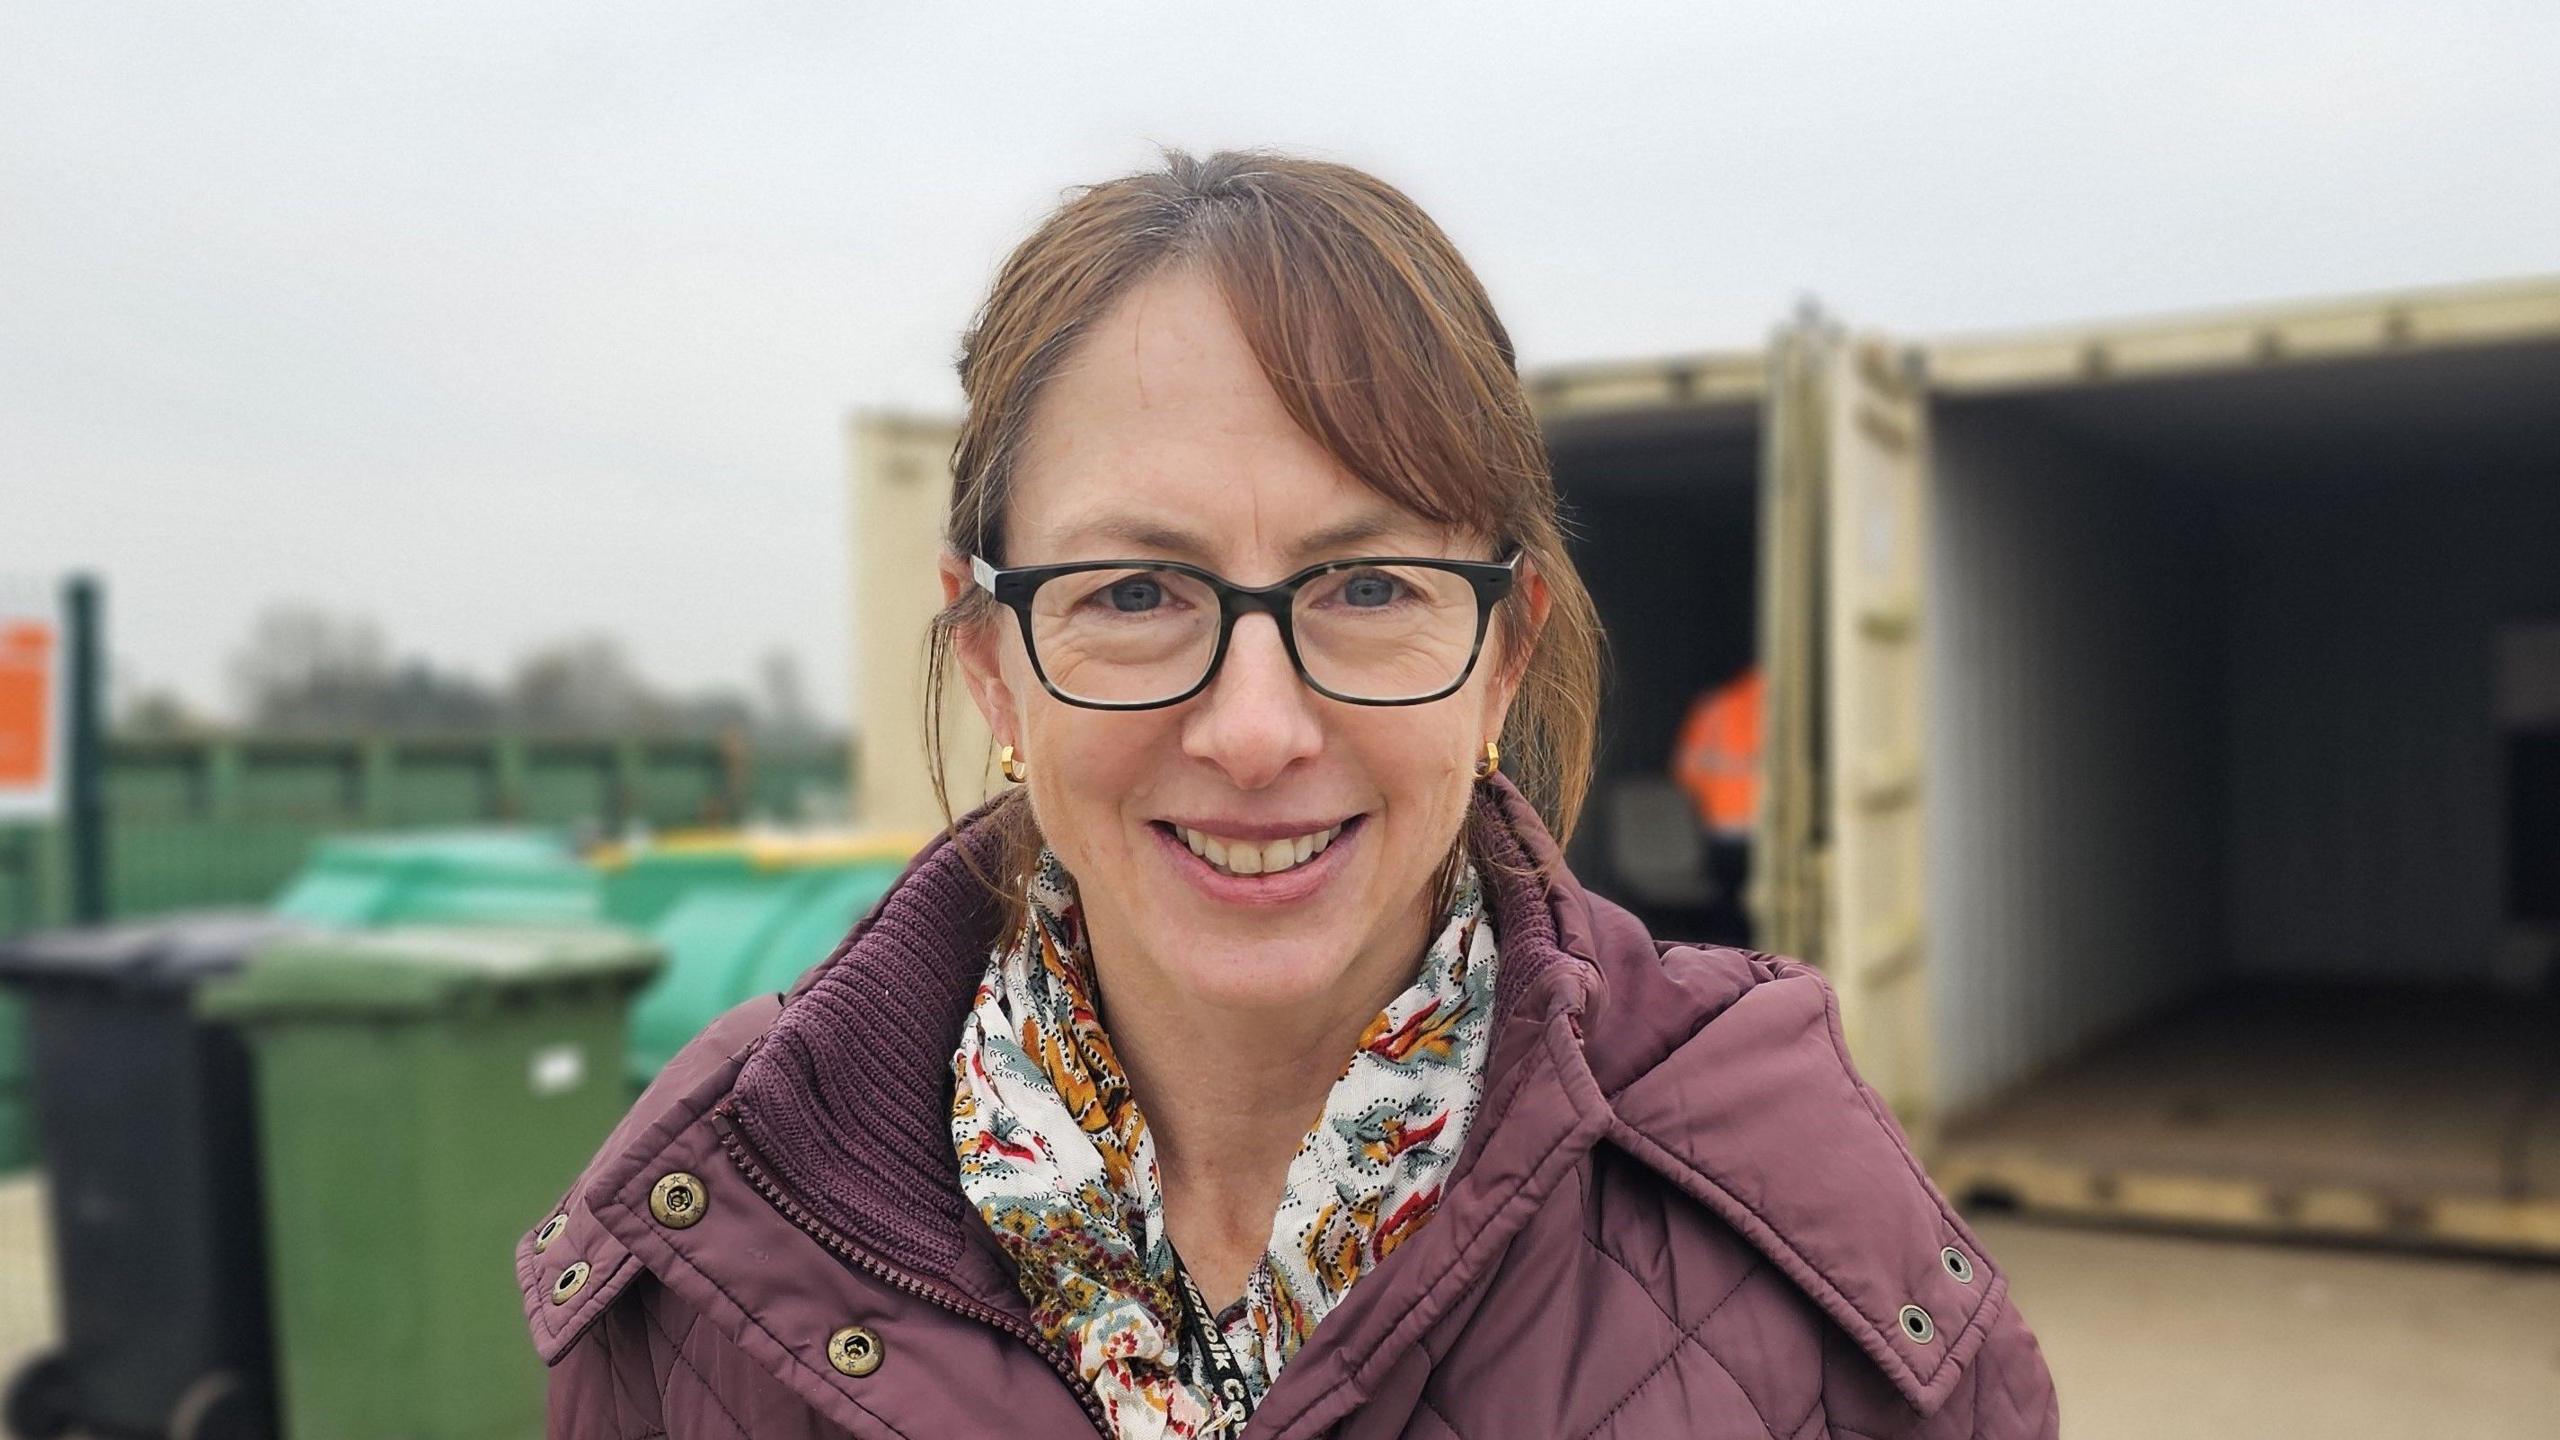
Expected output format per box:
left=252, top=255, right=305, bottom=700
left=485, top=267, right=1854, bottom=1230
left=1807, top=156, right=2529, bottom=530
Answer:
left=596, top=831, right=915, bottom=1086
left=196, top=925, right=660, bottom=1440
left=269, top=831, right=600, bottom=928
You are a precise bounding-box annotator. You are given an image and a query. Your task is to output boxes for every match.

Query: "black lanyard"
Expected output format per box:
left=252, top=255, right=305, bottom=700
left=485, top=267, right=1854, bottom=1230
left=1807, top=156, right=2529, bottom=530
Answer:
left=1173, top=1257, right=1258, bottom=1436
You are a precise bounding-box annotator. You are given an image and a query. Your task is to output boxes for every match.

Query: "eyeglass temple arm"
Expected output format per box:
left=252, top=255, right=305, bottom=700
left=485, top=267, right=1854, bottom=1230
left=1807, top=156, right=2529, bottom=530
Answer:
left=970, top=555, right=1000, bottom=595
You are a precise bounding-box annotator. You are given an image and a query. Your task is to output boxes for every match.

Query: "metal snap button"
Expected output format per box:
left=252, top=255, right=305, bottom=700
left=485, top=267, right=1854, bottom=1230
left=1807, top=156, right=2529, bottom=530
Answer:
left=826, top=1325, right=883, bottom=1377
left=550, top=1261, right=592, bottom=1305
left=1899, top=1303, right=1936, bottom=1343
left=1941, top=1246, right=1975, bottom=1284
left=533, top=1213, right=568, bottom=1253
left=649, top=1172, right=708, bottom=1229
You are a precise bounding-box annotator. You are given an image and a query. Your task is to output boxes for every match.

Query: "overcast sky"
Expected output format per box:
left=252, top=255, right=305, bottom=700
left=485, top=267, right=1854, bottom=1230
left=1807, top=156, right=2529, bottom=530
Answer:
left=6, top=2, right=2556, bottom=724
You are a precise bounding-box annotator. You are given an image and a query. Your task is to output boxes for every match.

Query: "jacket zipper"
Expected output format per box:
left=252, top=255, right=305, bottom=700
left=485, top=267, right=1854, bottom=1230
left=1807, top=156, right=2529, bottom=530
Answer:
left=710, top=1106, right=1112, bottom=1436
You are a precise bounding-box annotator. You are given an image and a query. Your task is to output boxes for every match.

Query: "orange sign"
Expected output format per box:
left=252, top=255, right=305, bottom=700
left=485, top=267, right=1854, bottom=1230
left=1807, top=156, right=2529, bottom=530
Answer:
left=0, top=611, right=61, bottom=817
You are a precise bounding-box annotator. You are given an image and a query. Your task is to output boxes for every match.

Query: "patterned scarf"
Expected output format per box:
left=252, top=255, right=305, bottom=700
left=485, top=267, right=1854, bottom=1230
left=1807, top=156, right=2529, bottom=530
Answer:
left=951, top=850, right=1500, bottom=1439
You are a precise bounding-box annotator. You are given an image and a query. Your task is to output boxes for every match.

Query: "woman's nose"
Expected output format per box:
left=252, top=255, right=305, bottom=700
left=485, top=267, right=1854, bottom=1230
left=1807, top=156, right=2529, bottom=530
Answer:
left=1180, top=614, right=1323, bottom=788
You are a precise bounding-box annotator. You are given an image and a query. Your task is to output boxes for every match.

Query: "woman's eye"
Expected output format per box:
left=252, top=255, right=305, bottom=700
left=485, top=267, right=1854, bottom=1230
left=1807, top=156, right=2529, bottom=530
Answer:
left=1102, top=577, right=1164, bottom=612
left=1339, top=572, right=1403, bottom=607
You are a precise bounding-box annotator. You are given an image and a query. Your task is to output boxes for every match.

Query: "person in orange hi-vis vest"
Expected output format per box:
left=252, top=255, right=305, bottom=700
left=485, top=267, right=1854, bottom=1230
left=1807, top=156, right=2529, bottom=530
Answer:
left=1674, top=663, right=1763, bottom=839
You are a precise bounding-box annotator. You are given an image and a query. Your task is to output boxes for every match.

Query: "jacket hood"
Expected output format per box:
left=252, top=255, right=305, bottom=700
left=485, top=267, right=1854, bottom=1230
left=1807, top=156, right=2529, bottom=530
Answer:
left=525, top=775, right=2007, bottom=1425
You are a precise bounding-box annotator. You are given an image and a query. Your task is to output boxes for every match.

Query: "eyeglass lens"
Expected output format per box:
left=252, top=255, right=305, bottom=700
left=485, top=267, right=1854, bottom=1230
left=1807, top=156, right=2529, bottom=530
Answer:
left=1025, top=563, right=1484, bottom=704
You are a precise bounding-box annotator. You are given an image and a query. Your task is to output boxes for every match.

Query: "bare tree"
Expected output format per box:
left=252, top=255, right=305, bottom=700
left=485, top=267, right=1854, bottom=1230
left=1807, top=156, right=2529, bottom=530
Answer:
left=229, top=604, right=393, bottom=731
left=507, top=633, right=659, bottom=734
left=212, top=607, right=838, bottom=742
left=119, top=688, right=202, bottom=737
left=756, top=647, right=821, bottom=745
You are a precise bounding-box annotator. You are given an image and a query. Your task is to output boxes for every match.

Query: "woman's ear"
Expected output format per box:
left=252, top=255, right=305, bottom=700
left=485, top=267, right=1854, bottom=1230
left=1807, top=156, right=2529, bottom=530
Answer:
left=938, top=551, right=1023, bottom=746
left=1491, top=559, right=1554, bottom=718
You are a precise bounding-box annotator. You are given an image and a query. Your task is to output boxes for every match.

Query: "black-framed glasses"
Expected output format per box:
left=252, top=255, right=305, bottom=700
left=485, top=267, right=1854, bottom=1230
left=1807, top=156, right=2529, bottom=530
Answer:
left=971, top=551, right=1520, bottom=710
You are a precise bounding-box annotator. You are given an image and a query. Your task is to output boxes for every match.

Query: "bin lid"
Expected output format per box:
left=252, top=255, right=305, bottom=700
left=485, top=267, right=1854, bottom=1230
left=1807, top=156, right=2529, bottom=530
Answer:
left=592, top=828, right=926, bottom=874
left=304, top=828, right=579, bottom=867
left=196, top=924, right=663, bottom=1022
left=0, top=911, right=313, bottom=993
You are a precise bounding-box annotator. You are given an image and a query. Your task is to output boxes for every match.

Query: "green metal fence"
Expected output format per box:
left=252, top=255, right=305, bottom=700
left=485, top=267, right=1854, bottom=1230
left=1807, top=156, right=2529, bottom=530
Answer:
left=0, top=732, right=850, bottom=936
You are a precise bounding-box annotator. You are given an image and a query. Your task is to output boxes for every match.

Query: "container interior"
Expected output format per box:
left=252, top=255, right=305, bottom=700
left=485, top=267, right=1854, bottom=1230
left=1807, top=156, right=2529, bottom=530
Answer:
left=1927, top=335, right=2560, bottom=1209
left=1545, top=399, right=1763, bottom=943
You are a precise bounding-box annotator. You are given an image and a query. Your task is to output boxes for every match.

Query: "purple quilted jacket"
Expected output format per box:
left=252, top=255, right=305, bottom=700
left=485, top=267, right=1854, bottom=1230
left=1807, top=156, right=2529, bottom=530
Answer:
left=519, top=777, right=2059, bottom=1438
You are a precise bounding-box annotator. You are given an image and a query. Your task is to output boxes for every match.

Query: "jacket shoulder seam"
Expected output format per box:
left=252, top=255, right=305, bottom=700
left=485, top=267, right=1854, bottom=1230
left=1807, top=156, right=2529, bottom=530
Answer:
left=1595, top=944, right=1779, bottom=1102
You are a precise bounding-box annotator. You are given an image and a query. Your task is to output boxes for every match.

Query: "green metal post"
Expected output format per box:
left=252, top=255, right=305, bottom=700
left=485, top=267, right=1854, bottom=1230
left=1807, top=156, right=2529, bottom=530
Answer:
left=65, top=574, right=106, bottom=923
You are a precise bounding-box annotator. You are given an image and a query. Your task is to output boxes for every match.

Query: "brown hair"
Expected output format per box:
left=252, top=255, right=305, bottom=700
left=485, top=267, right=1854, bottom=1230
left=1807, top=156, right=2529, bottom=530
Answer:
left=925, top=148, right=1604, bottom=914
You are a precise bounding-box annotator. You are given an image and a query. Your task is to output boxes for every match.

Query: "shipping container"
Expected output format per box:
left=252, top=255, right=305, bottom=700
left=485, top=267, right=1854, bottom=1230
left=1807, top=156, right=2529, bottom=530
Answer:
left=849, top=412, right=994, bottom=837
left=1765, top=276, right=2560, bottom=1256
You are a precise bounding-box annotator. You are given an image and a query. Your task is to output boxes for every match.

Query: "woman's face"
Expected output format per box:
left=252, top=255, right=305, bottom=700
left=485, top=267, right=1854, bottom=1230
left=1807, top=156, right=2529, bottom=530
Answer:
left=945, top=267, right=1546, bottom=1023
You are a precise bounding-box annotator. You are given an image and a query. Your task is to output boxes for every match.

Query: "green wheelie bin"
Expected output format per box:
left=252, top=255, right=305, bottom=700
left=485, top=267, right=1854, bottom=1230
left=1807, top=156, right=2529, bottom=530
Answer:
left=195, top=926, right=659, bottom=1440
left=0, top=990, right=30, bottom=1174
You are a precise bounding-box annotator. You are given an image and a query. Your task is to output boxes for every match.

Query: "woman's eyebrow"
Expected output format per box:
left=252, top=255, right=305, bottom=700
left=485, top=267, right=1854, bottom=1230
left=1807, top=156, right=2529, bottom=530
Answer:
left=1042, top=508, right=1434, bottom=563
left=1043, top=514, right=1213, bottom=558
left=1287, top=511, right=1423, bottom=560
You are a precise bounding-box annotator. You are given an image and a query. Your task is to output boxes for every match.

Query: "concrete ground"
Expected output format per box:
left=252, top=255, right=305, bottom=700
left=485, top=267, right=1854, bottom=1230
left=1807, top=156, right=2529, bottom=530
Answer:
left=1974, top=1215, right=2560, bottom=1439
left=4, top=1175, right=2557, bottom=1434
left=2, top=1174, right=55, bottom=1383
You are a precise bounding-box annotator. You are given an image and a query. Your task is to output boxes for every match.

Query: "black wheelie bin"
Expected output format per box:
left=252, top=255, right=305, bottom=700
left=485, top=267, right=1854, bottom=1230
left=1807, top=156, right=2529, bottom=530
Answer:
left=0, top=913, right=305, bottom=1440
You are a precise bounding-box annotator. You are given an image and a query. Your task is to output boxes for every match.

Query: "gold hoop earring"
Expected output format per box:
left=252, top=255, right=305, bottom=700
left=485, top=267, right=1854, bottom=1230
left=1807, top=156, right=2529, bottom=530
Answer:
left=999, top=744, right=1029, bottom=784
left=1472, top=739, right=1501, bottom=780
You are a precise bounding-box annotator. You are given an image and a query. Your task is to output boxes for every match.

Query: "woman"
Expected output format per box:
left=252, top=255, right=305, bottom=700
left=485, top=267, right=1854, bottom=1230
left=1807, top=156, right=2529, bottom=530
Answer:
left=521, top=149, right=2058, bottom=1439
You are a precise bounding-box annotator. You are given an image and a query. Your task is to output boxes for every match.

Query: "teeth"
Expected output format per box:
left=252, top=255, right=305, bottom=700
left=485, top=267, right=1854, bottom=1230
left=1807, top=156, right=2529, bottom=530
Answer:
left=1173, top=823, right=1345, bottom=878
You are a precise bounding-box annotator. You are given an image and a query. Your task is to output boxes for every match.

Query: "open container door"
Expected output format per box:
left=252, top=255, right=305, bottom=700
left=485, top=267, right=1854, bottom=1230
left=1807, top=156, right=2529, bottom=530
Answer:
left=1793, top=319, right=1938, bottom=1134
left=1754, top=319, right=1827, bottom=970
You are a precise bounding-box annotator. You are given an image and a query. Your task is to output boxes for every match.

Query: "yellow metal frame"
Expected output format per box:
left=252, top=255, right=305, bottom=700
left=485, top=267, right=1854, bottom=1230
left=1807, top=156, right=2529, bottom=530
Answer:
left=1923, top=272, right=2560, bottom=395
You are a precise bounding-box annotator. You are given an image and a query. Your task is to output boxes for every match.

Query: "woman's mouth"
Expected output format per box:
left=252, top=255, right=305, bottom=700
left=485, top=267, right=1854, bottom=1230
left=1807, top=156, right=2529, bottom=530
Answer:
left=1148, top=815, right=1366, bottom=903
left=1169, top=820, right=1345, bottom=877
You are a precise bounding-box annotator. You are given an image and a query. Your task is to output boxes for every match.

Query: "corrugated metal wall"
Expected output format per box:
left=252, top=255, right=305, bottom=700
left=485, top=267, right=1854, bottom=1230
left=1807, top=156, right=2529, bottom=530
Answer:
left=2221, top=467, right=2560, bottom=985
left=1927, top=409, right=2228, bottom=1115
left=1927, top=355, right=2560, bottom=1116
